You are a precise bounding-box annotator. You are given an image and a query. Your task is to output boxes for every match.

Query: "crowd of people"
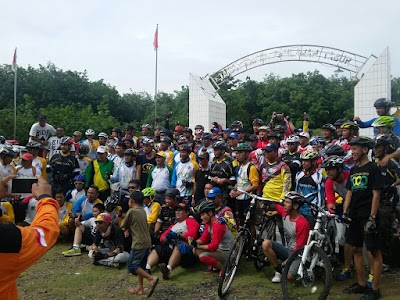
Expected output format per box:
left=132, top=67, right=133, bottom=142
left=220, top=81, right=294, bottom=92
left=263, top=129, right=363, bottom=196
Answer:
left=0, top=97, right=400, bottom=299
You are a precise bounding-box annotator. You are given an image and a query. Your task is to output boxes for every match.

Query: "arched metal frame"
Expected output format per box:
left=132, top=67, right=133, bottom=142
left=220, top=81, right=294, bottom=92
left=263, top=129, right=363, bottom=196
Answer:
left=209, top=44, right=374, bottom=87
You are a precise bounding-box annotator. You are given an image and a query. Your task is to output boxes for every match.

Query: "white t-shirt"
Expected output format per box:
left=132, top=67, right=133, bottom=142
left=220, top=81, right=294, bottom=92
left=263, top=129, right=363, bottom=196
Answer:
left=32, top=157, right=45, bottom=173
left=77, top=157, right=91, bottom=175
left=0, top=164, right=15, bottom=180
left=59, top=202, right=69, bottom=223
left=16, top=166, right=42, bottom=177
left=150, top=166, right=171, bottom=193
left=70, top=189, right=86, bottom=206
left=46, top=136, right=62, bottom=159
left=24, top=197, right=38, bottom=224
left=29, top=122, right=56, bottom=142
left=81, top=217, right=97, bottom=236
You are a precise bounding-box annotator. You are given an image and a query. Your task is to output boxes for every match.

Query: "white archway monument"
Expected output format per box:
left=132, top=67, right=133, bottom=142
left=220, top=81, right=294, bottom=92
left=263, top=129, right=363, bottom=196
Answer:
left=189, top=45, right=390, bottom=136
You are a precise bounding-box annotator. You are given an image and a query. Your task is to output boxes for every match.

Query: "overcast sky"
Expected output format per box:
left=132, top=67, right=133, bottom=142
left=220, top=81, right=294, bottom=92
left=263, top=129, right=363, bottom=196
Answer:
left=1, top=0, right=399, bottom=95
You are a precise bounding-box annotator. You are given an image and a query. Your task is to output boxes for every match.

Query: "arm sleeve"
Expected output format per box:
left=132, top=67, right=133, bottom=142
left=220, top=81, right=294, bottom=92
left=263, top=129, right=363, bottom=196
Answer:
left=72, top=197, right=84, bottom=216
left=294, top=217, right=310, bottom=252
left=275, top=204, right=285, bottom=218
left=147, top=202, right=161, bottom=224
left=120, top=209, right=131, bottom=229
left=324, top=179, right=337, bottom=207
left=206, top=222, right=226, bottom=252
left=356, top=118, right=375, bottom=128
left=281, top=165, right=292, bottom=198
left=198, top=224, right=211, bottom=244
left=183, top=218, right=200, bottom=240
left=110, top=165, right=120, bottom=183
left=249, top=165, right=260, bottom=186
left=302, top=120, right=309, bottom=133
left=170, top=165, right=177, bottom=188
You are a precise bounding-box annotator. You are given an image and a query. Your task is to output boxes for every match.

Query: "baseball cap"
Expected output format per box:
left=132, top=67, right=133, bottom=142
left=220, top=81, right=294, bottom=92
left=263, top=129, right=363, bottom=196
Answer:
left=21, top=153, right=34, bottom=161
left=228, top=132, right=239, bottom=139
left=96, top=146, right=107, bottom=153
left=223, top=128, right=233, bottom=133
left=95, top=213, right=112, bottom=225
left=73, top=131, right=82, bottom=136
left=175, top=202, right=190, bottom=211
left=207, top=187, right=222, bottom=198
left=264, top=143, right=279, bottom=152
left=247, top=134, right=258, bottom=142
left=156, top=151, right=167, bottom=158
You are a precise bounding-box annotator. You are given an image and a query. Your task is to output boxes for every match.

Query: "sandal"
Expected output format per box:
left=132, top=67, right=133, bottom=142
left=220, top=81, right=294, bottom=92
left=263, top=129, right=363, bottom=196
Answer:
left=147, top=278, right=159, bottom=298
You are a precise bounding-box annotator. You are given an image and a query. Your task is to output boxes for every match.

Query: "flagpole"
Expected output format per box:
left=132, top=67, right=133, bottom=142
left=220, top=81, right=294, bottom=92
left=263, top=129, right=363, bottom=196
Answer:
left=13, top=67, right=17, bottom=140
left=154, top=24, right=158, bottom=122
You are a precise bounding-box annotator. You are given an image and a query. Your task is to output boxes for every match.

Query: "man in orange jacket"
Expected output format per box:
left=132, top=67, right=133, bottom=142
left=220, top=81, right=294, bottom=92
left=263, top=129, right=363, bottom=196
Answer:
left=0, top=176, right=60, bottom=299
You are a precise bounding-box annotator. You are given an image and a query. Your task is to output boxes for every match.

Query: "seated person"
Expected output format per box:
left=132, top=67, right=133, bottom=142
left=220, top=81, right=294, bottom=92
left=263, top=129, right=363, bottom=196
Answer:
left=262, top=192, right=310, bottom=283
left=121, top=179, right=141, bottom=214
left=145, top=203, right=199, bottom=279
left=54, top=188, right=73, bottom=241
left=154, top=188, right=180, bottom=239
left=0, top=200, right=15, bottom=224
left=142, top=187, right=161, bottom=229
left=207, top=187, right=237, bottom=236
left=20, top=195, right=38, bottom=226
left=90, top=213, right=130, bottom=268
left=69, top=185, right=103, bottom=231
left=191, top=201, right=235, bottom=276
left=67, top=175, right=86, bottom=206
left=104, top=195, right=122, bottom=226
left=62, top=203, right=105, bottom=256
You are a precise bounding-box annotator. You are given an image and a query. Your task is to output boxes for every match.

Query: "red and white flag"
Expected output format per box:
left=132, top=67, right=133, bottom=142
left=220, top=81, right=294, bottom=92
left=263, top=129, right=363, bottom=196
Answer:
left=153, top=25, right=158, bottom=50
left=11, top=48, right=17, bottom=72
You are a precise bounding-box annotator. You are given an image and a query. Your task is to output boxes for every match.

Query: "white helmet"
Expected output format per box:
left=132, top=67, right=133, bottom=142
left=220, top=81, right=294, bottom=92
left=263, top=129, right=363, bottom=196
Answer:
left=286, top=135, right=300, bottom=143
left=85, top=128, right=95, bottom=136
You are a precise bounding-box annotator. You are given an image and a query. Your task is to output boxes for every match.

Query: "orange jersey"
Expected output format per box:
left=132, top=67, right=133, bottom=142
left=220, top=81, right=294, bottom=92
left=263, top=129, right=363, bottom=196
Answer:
left=0, top=198, right=60, bottom=299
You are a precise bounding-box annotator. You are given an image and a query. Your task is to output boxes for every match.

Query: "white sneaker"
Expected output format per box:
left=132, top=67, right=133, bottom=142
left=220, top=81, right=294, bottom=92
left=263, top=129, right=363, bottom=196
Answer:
left=272, top=272, right=282, bottom=283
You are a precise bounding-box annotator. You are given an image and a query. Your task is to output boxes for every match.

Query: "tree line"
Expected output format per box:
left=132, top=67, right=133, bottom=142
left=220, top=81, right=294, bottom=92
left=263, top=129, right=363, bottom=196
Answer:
left=0, top=63, right=399, bottom=143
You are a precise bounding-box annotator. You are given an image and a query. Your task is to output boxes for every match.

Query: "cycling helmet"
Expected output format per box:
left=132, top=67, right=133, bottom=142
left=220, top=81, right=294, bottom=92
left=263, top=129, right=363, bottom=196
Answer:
left=213, top=141, right=227, bottom=150
left=142, top=124, right=151, bottom=129
left=286, top=135, right=300, bottom=143
left=374, top=134, right=392, bottom=147
left=300, top=150, right=319, bottom=160
left=0, top=146, right=12, bottom=156
left=195, top=124, right=204, bottom=130
left=231, top=120, right=243, bottom=129
left=310, top=136, right=326, bottom=146
left=125, top=124, right=134, bottom=130
left=273, top=125, right=286, bottom=133
left=107, top=141, right=117, bottom=149
left=124, top=148, right=136, bottom=156
left=325, top=145, right=345, bottom=157
left=73, top=174, right=86, bottom=182
left=142, top=187, right=156, bottom=198
left=104, top=195, right=119, bottom=207
left=160, top=136, right=172, bottom=144
left=258, top=125, right=269, bottom=131
left=333, top=119, right=347, bottom=127
left=322, top=123, right=336, bottom=132
left=371, top=116, right=395, bottom=129
left=374, top=98, right=391, bottom=108
left=26, top=141, right=42, bottom=149
left=183, top=127, right=193, bottom=134
left=284, top=191, right=305, bottom=207
left=60, top=136, right=73, bottom=145
left=165, top=188, right=180, bottom=200
left=98, top=132, right=108, bottom=138
left=177, top=135, right=188, bottom=144
left=142, top=137, right=154, bottom=146
left=267, top=131, right=281, bottom=139
left=348, top=136, right=374, bottom=149
left=197, top=201, right=216, bottom=214
left=78, top=143, right=90, bottom=155
left=178, top=144, right=191, bottom=152
left=85, top=128, right=95, bottom=136
left=252, top=118, right=264, bottom=125
left=0, top=136, right=6, bottom=144
left=112, top=127, right=123, bottom=135
left=202, top=132, right=213, bottom=140
left=235, top=142, right=253, bottom=152
left=340, top=122, right=358, bottom=130
left=321, top=156, right=344, bottom=169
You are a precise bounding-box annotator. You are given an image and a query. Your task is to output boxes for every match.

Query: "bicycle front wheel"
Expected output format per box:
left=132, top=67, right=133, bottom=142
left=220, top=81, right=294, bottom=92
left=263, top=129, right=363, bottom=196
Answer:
left=218, top=231, right=246, bottom=298
left=281, top=245, right=332, bottom=300
left=253, top=218, right=275, bottom=270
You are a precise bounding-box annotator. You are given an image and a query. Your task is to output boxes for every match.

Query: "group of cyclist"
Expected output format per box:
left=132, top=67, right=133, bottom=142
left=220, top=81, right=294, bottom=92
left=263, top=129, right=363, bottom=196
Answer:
left=0, top=97, right=399, bottom=299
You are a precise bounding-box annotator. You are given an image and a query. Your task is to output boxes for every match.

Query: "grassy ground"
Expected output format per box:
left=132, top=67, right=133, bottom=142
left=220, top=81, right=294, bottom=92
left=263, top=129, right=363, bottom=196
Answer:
left=16, top=242, right=400, bottom=300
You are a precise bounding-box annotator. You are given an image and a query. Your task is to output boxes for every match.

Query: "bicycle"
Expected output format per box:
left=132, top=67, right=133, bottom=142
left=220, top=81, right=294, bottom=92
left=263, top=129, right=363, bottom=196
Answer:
left=281, top=197, right=339, bottom=300
left=218, top=188, right=281, bottom=298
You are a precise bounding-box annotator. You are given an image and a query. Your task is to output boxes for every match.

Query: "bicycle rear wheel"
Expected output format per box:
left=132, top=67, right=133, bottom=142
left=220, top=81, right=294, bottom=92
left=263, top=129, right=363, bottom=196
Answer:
left=218, top=231, right=246, bottom=298
left=253, top=218, right=275, bottom=270
left=281, top=245, right=332, bottom=300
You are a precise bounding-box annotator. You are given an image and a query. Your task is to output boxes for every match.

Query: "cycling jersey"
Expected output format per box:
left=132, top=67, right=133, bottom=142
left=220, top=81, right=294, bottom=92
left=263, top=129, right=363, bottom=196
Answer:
left=110, top=162, right=136, bottom=190
left=136, top=153, right=157, bottom=189
left=210, top=157, right=236, bottom=197
left=295, top=170, right=325, bottom=217
left=248, top=148, right=264, bottom=171
left=72, top=196, right=103, bottom=220
left=198, top=219, right=234, bottom=251
left=157, top=205, right=176, bottom=232
left=260, top=160, right=291, bottom=200
left=85, top=159, right=114, bottom=192
left=235, top=162, right=259, bottom=200
left=325, top=171, right=350, bottom=211
left=77, top=156, right=91, bottom=175
left=0, top=202, right=15, bottom=224
left=49, top=152, right=80, bottom=191
left=281, top=151, right=302, bottom=191
left=147, top=165, right=173, bottom=193
left=171, top=160, right=199, bottom=197
left=58, top=201, right=72, bottom=227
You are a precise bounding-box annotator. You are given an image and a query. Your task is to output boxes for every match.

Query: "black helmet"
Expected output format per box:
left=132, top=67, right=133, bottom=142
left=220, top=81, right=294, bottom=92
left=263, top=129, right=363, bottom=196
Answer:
left=235, top=142, right=253, bottom=152
left=231, top=120, right=243, bottom=129
left=325, top=145, right=345, bottom=157
left=178, top=144, right=191, bottom=152
left=197, top=201, right=216, bottom=214
left=104, top=195, right=119, bottom=207
left=321, top=156, right=344, bottom=169
left=160, top=136, right=172, bottom=144
left=252, top=118, right=264, bottom=125
left=26, top=141, right=42, bottom=149
left=112, top=127, right=123, bottom=135
left=333, top=119, right=347, bottom=127
left=60, top=136, right=73, bottom=145
left=202, top=132, right=213, bottom=140
left=374, top=134, right=392, bottom=147
left=125, top=124, right=135, bottom=130
left=124, top=148, right=136, bottom=156
left=183, top=127, right=193, bottom=134
left=374, top=98, right=391, bottom=108
left=78, top=143, right=90, bottom=155
left=0, top=136, right=6, bottom=144
left=213, top=141, right=227, bottom=150
left=322, top=123, right=336, bottom=132
left=165, top=188, right=180, bottom=200
left=284, top=192, right=305, bottom=207
left=267, top=131, right=281, bottom=139
left=348, top=136, right=374, bottom=149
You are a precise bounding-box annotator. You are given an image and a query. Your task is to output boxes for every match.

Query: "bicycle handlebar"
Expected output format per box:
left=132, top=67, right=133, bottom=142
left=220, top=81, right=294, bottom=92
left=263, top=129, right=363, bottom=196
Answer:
left=229, top=186, right=284, bottom=205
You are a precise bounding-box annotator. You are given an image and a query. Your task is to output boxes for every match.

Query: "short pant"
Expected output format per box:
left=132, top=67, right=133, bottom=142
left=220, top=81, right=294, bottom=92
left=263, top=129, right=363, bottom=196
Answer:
left=128, top=248, right=149, bottom=274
